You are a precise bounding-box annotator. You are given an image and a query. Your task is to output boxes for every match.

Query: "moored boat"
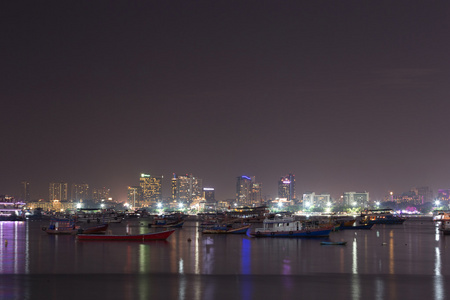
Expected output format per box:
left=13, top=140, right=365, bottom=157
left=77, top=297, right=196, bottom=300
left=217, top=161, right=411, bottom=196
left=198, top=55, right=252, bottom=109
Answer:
left=43, top=218, right=79, bottom=235
left=360, top=209, right=406, bottom=225
left=249, top=216, right=333, bottom=238
left=202, top=224, right=251, bottom=234
left=321, top=241, right=347, bottom=245
left=149, top=220, right=185, bottom=228
left=78, top=223, right=109, bottom=234
left=77, top=229, right=175, bottom=241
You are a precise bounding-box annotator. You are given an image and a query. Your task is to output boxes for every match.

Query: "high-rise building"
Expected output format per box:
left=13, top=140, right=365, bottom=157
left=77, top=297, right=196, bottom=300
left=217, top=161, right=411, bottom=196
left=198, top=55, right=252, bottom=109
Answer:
left=413, top=186, right=433, bottom=204
left=249, top=182, right=263, bottom=205
left=127, top=186, right=141, bottom=208
left=20, top=181, right=30, bottom=202
left=236, top=176, right=261, bottom=206
left=172, top=174, right=202, bottom=204
left=203, top=188, right=215, bottom=203
left=49, top=182, right=68, bottom=202
left=343, top=191, right=369, bottom=208
left=140, top=173, right=163, bottom=206
left=236, top=175, right=252, bottom=205
left=92, top=187, right=110, bottom=202
left=278, top=174, right=295, bottom=201
left=437, top=189, right=450, bottom=203
left=71, top=183, right=89, bottom=202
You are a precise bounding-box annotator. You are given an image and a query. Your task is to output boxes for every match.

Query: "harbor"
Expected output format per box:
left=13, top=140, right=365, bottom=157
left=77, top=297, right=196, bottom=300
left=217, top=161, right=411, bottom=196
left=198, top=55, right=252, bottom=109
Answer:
left=0, top=217, right=449, bottom=299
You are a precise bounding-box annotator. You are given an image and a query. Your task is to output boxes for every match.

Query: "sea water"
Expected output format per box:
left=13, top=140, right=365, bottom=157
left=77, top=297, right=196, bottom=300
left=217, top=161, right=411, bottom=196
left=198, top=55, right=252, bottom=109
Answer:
left=0, top=218, right=447, bottom=300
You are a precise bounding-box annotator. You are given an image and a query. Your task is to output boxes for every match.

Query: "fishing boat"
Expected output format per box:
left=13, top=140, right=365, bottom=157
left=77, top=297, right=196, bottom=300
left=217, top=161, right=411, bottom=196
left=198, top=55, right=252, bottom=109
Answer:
left=202, top=224, right=251, bottom=234
left=78, top=223, right=109, bottom=234
left=42, top=218, right=79, bottom=235
left=77, top=229, right=175, bottom=241
left=249, top=216, right=333, bottom=238
left=321, top=241, right=347, bottom=245
left=148, top=219, right=185, bottom=228
left=360, top=209, right=406, bottom=225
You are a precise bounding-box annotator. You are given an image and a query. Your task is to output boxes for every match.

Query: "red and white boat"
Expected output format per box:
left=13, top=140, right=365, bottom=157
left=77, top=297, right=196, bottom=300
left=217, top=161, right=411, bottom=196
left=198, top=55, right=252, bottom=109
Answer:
left=77, top=229, right=175, bottom=241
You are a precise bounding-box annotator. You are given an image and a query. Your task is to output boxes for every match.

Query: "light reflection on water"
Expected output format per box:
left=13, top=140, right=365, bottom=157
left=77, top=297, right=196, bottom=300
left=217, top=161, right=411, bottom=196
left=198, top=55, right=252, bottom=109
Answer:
left=1, top=219, right=450, bottom=299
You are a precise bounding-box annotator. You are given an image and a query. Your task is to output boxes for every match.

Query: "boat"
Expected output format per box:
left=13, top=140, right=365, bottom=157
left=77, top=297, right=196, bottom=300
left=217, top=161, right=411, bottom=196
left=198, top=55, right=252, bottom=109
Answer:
left=437, top=212, right=450, bottom=235
left=0, top=197, right=26, bottom=221
left=42, top=218, right=79, bottom=235
left=202, top=224, right=251, bottom=234
left=78, top=223, right=109, bottom=234
left=77, top=229, right=175, bottom=241
left=148, top=219, right=185, bottom=228
left=321, top=241, right=347, bottom=245
left=75, top=209, right=124, bottom=224
left=149, top=212, right=186, bottom=228
left=249, top=216, right=333, bottom=238
left=360, top=209, right=406, bottom=225
left=339, top=223, right=374, bottom=230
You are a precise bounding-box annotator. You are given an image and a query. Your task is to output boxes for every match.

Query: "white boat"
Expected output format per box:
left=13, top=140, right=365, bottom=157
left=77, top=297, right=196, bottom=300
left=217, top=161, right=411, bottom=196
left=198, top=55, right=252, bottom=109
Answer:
left=249, top=216, right=333, bottom=238
left=0, top=198, right=25, bottom=221
left=75, top=209, right=123, bottom=223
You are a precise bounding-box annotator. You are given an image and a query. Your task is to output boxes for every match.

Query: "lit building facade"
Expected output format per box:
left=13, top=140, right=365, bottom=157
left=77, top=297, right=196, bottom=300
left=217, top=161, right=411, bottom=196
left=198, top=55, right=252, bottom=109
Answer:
left=278, top=174, right=295, bottom=201
left=343, top=191, right=369, bottom=208
left=140, top=173, right=163, bottom=206
left=49, top=182, right=68, bottom=202
left=171, top=174, right=202, bottom=204
left=203, top=188, right=215, bottom=203
left=302, top=192, right=331, bottom=210
left=92, top=187, right=110, bottom=202
left=236, top=176, right=262, bottom=206
left=437, top=189, right=450, bottom=203
left=127, top=186, right=141, bottom=208
left=20, top=181, right=30, bottom=202
left=71, top=183, right=89, bottom=202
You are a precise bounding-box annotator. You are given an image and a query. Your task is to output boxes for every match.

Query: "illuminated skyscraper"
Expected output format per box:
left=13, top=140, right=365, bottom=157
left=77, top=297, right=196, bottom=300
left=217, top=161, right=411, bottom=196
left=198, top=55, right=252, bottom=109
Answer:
left=71, top=183, right=89, bottom=202
left=92, top=187, right=110, bottom=202
left=49, top=182, right=68, bottom=202
left=140, top=173, right=163, bottom=206
left=172, top=174, right=202, bottom=203
left=278, top=174, right=295, bottom=201
left=127, top=186, right=141, bottom=208
left=20, top=181, right=30, bottom=202
left=236, top=176, right=263, bottom=206
left=249, top=182, right=263, bottom=206
left=203, top=188, right=215, bottom=203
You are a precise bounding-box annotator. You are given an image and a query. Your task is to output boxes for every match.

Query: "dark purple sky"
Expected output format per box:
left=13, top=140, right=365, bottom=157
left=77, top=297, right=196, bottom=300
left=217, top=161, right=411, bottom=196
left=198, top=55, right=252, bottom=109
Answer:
left=2, top=1, right=450, bottom=202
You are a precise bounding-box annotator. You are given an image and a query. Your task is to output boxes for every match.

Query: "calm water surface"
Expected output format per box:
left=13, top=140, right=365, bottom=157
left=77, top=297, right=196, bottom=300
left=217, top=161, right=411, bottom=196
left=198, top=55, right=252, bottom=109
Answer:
left=0, top=218, right=448, bottom=299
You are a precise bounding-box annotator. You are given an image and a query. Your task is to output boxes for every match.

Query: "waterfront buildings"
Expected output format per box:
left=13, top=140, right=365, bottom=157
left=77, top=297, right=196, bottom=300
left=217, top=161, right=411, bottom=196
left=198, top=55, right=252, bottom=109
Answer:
left=127, top=186, right=141, bottom=208
left=71, top=183, right=89, bottom=202
left=171, top=173, right=203, bottom=204
left=19, top=181, right=30, bottom=202
left=140, top=173, right=163, bottom=206
left=203, top=188, right=215, bottom=203
left=92, top=187, right=110, bottom=202
left=236, top=175, right=262, bottom=206
left=302, top=192, right=331, bottom=210
left=278, top=174, right=295, bottom=201
left=343, top=191, right=369, bottom=208
left=49, top=182, right=68, bottom=202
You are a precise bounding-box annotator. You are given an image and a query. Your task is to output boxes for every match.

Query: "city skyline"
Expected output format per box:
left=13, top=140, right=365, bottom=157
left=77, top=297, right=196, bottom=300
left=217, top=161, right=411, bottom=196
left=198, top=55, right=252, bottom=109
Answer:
left=5, top=174, right=444, bottom=205
left=2, top=2, right=450, bottom=203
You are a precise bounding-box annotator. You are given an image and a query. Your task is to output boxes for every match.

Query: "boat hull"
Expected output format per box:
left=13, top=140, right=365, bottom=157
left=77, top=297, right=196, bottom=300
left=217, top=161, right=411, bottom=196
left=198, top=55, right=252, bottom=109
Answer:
left=149, top=221, right=184, bottom=228
left=250, top=227, right=332, bottom=238
left=321, top=241, right=347, bottom=245
left=202, top=225, right=251, bottom=234
left=77, top=229, right=175, bottom=241
left=78, top=224, right=109, bottom=234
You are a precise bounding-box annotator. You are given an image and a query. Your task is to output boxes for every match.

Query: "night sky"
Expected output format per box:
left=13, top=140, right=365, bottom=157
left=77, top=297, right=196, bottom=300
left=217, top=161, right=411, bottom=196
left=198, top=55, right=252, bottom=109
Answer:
left=2, top=1, right=450, bottom=202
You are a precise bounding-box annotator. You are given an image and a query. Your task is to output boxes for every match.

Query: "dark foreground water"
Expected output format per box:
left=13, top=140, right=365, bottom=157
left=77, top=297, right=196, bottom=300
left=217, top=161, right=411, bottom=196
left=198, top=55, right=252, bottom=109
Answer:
left=0, top=218, right=448, bottom=300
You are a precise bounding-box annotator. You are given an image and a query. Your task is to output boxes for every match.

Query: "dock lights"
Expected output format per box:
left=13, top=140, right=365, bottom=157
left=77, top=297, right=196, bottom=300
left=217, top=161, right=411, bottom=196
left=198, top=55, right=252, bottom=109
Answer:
left=157, top=203, right=162, bottom=209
